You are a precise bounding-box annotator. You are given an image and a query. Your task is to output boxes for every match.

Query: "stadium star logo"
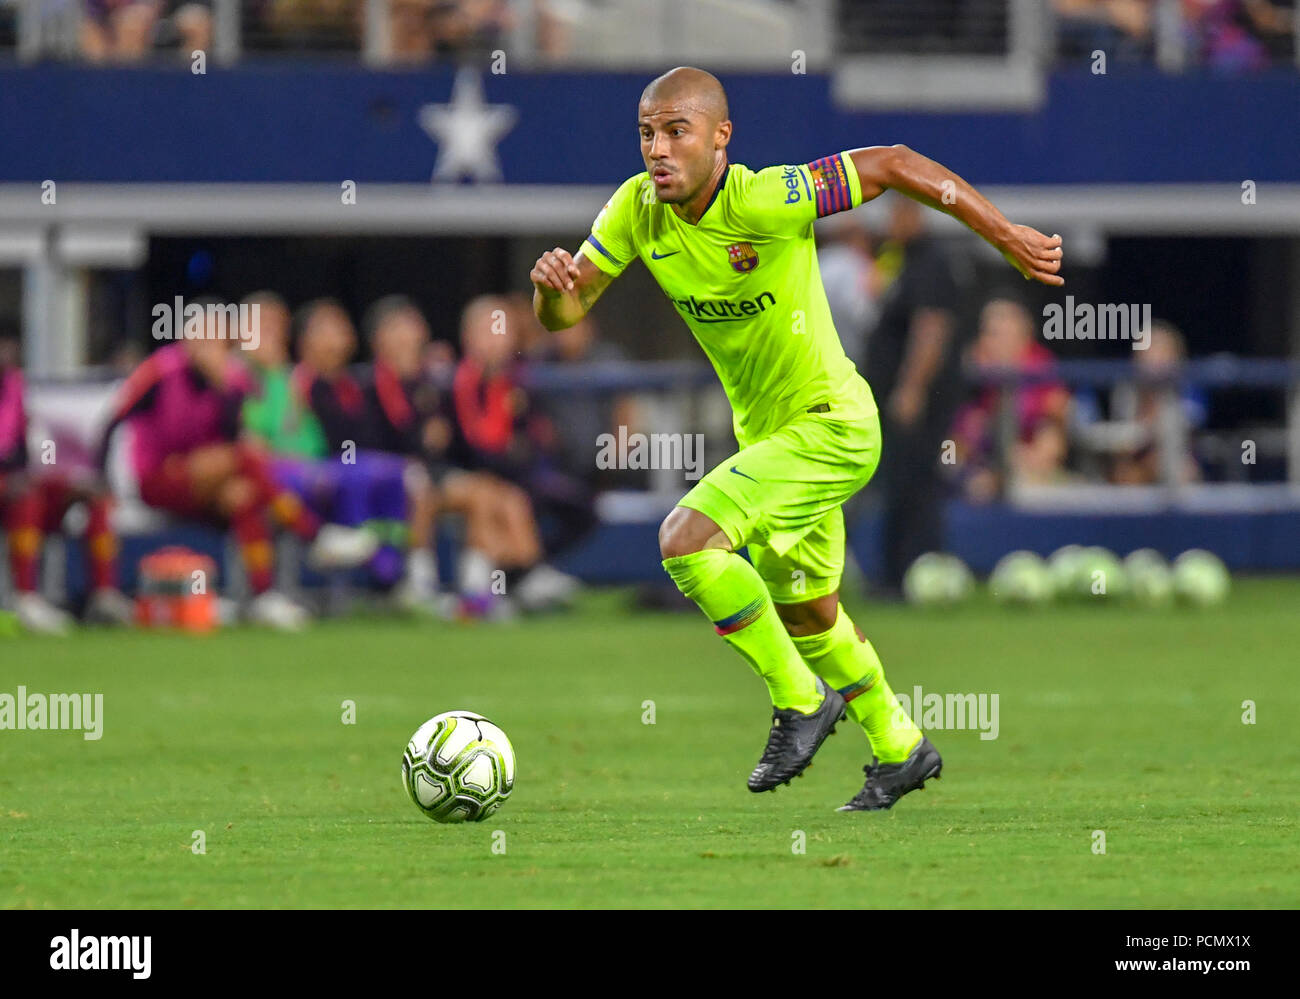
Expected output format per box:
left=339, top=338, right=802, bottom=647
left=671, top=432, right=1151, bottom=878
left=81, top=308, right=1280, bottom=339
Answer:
left=418, top=68, right=518, bottom=183
left=727, top=242, right=759, bottom=273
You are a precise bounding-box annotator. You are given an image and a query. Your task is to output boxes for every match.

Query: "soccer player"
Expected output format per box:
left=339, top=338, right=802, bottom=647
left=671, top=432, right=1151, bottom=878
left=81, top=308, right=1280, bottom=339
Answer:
left=531, top=67, right=1063, bottom=810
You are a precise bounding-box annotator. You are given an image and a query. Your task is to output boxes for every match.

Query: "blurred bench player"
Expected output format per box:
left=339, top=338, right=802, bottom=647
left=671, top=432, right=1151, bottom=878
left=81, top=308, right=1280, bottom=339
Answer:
left=0, top=337, right=132, bottom=633
left=97, top=309, right=378, bottom=630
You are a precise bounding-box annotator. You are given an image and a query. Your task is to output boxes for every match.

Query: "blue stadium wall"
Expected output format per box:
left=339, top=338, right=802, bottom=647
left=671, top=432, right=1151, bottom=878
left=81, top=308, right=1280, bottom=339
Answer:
left=14, top=64, right=1300, bottom=589
left=1, top=67, right=1298, bottom=183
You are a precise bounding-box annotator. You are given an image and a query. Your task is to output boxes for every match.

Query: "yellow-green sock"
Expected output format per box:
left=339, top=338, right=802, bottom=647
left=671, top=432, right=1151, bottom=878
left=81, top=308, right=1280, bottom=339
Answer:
left=662, top=549, right=822, bottom=713
left=788, top=603, right=922, bottom=762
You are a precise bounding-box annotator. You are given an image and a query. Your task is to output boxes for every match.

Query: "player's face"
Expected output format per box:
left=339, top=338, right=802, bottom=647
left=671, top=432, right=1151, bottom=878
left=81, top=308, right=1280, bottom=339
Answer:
left=638, top=102, right=719, bottom=205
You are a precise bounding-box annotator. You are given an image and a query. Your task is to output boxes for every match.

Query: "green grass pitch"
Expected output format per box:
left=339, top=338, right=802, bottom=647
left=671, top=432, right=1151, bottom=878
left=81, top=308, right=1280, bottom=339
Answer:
left=2, top=579, right=1298, bottom=909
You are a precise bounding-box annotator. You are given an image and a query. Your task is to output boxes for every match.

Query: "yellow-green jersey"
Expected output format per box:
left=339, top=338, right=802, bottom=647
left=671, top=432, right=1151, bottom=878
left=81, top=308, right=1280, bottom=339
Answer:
left=580, top=152, right=877, bottom=446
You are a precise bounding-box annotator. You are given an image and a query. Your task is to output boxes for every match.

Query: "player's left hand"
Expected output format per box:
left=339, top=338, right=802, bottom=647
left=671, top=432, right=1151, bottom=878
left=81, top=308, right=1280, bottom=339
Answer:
left=999, top=226, right=1064, bottom=286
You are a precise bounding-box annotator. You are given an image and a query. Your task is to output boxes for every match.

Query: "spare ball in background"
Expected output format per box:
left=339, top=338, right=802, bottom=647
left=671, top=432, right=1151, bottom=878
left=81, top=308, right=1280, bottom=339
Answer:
left=1172, top=549, right=1231, bottom=606
left=903, top=553, right=972, bottom=606
left=989, top=550, right=1053, bottom=606
left=1047, top=544, right=1086, bottom=599
left=1076, top=547, right=1127, bottom=600
left=940, top=554, right=975, bottom=602
left=1124, top=549, right=1175, bottom=607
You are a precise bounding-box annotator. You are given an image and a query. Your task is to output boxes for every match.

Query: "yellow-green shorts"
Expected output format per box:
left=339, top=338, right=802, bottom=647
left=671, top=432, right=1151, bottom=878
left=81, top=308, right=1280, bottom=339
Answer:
left=677, top=406, right=882, bottom=604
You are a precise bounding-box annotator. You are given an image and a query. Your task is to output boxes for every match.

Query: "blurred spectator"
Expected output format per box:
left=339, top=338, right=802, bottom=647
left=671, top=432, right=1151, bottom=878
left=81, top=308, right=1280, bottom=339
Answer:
left=1182, top=0, right=1294, bottom=70
left=815, top=210, right=882, bottom=371
left=81, top=0, right=211, bottom=61
left=1, top=336, right=132, bottom=633
left=531, top=312, right=645, bottom=488
left=532, top=0, right=587, bottom=59
left=381, top=0, right=515, bottom=63
left=454, top=293, right=595, bottom=574
left=1016, top=418, right=1076, bottom=487
left=240, top=291, right=327, bottom=459
left=82, top=0, right=161, bottom=61
left=1108, top=320, right=1205, bottom=484
left=864, top=193, right=974, bottom=592
left=427, top=0, right=514, bottom=59
left=282, top=296, right=440, bottom=601
left=949, top=297, right=1071, bottom=502
left=363, top=294, right=576, bottom=614
left=161, top=1, right=213, bottom=57
left=1054, top=0, right=1155, bottom=62
left=98, top=318, right=378, bottom=629
left=266, top=0, right=359, bottom=52
left=501, top=289, right=549, bottom=361
left=388, top=0, right=438, bottom=62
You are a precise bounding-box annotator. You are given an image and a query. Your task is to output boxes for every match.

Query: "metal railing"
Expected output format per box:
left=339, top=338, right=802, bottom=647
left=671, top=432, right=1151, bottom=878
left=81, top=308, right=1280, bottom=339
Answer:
left=967, top=356, right=1300, bottom=506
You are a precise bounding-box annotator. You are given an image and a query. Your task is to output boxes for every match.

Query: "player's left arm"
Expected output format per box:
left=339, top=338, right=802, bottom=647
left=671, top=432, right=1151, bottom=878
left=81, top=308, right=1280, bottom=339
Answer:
left=847, top=145, right=1064, bottom=286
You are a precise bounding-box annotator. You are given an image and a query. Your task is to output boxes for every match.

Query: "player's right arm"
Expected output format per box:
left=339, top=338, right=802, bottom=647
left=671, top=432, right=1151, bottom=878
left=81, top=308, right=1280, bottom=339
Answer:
left=530, top=248, right=612, bottom=331
left=532, top=175, right=642, bottom=331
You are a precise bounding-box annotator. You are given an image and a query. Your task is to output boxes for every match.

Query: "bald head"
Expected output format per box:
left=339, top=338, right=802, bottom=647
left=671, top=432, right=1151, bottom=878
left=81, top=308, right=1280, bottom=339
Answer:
left=638, top=67, right=732, bottom=210
left=640, top=66, right=728, bottom=124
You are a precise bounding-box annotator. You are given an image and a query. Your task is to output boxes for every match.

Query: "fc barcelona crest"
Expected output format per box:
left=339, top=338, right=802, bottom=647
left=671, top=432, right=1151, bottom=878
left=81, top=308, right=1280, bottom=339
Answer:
left=727, top=242, right=759, bottom=273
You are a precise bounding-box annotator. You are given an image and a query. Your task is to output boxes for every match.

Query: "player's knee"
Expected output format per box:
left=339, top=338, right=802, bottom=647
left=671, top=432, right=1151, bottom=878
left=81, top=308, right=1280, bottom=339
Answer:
left=775, top=595, right=838, bottom=636
left=659, top=507, right=717, bottom=560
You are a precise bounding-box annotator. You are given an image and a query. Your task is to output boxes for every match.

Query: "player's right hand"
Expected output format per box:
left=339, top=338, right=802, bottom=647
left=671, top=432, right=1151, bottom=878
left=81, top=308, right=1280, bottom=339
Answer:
left=530, top=247, right=580, bottom=296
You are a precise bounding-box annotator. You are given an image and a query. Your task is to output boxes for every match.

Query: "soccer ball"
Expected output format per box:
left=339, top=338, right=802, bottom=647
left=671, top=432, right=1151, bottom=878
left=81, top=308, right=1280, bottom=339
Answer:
left=989, top=550, right=1052, bottom=606
left=402, top=711, right=515, bottom=823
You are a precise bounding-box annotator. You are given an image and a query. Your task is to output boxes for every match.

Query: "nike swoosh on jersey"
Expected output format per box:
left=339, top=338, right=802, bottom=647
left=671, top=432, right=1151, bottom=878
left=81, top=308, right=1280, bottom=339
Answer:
left=729, top=466, right=759, bottom=482
left=650, top=249, right=681, bottom=259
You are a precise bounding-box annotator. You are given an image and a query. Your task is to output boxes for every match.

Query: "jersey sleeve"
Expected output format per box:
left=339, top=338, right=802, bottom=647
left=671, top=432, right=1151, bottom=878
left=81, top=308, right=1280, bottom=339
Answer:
left=738, top=151, right=864, bottom=238
left=579, top=174, right=644, bottom=278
